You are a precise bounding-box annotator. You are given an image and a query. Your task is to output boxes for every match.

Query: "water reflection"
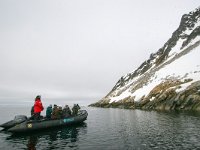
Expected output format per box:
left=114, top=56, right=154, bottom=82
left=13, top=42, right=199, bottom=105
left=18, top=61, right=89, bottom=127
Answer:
left=27, top=136, right=37, bottom=150
left=6, top=123, right=87, bottom=150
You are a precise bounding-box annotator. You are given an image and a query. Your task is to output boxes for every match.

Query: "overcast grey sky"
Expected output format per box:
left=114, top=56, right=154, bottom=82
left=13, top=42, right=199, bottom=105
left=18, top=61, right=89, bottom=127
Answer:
left=0, top=0, right=199, bottom=106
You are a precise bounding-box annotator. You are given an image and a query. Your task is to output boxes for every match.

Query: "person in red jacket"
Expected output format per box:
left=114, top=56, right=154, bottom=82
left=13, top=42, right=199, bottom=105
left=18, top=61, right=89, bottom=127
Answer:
left=34, top=95, right=44, bottom=120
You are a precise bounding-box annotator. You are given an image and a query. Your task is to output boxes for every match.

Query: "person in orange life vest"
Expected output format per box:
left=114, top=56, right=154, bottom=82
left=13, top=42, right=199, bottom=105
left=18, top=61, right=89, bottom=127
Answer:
left=34, top=95, right=44, bottom=120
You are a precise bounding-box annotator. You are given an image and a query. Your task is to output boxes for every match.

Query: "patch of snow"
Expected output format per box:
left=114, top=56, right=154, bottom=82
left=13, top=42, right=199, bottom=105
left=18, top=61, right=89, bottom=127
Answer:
left=176, top=82, right=192, bottom=93
left=146, top=54, right=160, bottom=72
left=183, top=35, right=200, bottom=50
left=159, top=40, right=199, bottom=78
left=150, top=96, right=155, bottom=101
left=168, top=39, right=185, bottom=57
left=133, top=79, right=160, bottom=101
left=118, top=74, right=143, bottom=91
left=109, top=89, right=131, bottom=103
left=124, top=75, right=130, bottom=81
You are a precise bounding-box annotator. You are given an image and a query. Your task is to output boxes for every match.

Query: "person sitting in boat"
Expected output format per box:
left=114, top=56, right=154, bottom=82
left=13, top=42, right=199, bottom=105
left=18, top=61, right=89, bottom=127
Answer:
left=52, top=104, right=57, bottom=112
left=46, top=104, right=52, bottom=119
left=58, top=106, right=63, bottom=119
left=62, top=105, right=72, bottom=118
left=34, top=95, right=44, bottom=120
left=51, top=105, right=62, bottom=119
left=51, top=104, right=58, bottom=119
left=72, top=104, right=80, bottom=116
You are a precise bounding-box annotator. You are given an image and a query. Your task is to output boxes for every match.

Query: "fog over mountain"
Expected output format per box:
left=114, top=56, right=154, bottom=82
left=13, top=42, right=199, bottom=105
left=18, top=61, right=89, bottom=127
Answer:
left=0, top=1, right=199, bottom=106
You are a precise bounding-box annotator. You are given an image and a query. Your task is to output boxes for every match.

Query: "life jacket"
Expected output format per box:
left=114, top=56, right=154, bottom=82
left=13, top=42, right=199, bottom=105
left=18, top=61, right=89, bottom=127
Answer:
left=34, top=99, right=44, bottom=113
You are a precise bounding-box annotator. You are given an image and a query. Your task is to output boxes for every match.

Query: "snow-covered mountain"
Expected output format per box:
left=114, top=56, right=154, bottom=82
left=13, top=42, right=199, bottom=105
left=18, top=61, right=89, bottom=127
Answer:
left=90, top=7, right=200, bottom=111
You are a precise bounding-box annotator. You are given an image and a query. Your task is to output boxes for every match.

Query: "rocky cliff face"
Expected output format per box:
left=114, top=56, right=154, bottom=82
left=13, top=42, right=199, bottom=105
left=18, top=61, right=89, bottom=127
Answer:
left=90, top=7, right=200, bottom=111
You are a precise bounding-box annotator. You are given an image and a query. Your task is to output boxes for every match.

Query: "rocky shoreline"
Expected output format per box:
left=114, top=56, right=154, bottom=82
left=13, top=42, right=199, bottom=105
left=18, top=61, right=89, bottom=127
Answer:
left=89, top=80, right=200, bottom=111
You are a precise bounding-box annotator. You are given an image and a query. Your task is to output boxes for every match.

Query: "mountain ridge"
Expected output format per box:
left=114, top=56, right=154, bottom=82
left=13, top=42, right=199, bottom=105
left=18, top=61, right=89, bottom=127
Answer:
left=90, top=7, right=200, bottom=111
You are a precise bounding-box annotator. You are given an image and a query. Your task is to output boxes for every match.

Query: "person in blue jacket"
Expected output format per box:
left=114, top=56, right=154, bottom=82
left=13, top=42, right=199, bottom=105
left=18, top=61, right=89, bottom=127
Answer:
left=46, top=104, right=52, bottom=119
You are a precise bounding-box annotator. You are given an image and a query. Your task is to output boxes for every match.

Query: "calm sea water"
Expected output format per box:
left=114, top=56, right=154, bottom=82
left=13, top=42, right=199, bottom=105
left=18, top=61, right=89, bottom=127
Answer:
left=0, top=106, right=200, bottom=150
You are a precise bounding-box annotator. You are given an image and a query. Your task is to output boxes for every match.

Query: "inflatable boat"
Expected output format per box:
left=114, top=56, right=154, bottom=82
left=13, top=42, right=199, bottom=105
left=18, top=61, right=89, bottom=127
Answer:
left=0, top=110, right=88, bottom=133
